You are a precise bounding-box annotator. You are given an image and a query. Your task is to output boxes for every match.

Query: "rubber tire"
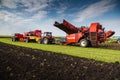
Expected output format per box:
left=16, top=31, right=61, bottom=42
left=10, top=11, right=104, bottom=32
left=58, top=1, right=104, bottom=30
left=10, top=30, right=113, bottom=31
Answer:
left=51, top=39, right=55, bottom=44
left=118, top=40, right=120, bottom=44
left=12, top=37, right=16, bottom=42
left=26, top=38, right=29, bottom=43
left=79, top=39, right=89, bottom=47
left=43, top=38, right=49, bottom=44
left=38, top=39, right=42, bottom=44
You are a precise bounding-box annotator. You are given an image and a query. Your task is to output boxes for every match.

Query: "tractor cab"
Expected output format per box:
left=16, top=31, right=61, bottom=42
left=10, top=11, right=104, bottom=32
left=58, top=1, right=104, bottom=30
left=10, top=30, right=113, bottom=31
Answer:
left=38, top=32, right=55, bottom=44
left=43, top=32, right=52, bottom=37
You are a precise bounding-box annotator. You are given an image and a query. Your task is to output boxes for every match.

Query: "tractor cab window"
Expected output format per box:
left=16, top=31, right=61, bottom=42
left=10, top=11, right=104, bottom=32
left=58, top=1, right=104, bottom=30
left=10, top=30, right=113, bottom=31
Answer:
left=43, top=32, right=52, bottom=36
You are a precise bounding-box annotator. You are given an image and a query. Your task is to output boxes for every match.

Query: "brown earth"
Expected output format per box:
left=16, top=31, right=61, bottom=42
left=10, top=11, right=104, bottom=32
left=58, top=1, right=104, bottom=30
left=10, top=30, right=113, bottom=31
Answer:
left=99, top=43, right=120, bottom=50
left=0, top=42, right=120, bottom=80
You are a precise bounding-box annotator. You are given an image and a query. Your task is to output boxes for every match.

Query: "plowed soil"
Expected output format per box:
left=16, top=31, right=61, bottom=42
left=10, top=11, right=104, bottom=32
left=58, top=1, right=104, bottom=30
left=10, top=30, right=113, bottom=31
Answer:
left=0, top=42, right=120, bottom=80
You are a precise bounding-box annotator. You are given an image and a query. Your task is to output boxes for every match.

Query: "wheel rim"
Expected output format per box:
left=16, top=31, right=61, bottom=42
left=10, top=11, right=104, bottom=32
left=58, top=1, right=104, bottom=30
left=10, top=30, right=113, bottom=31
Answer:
left=44, top=38, right=48, bottom=44
left=81, top=40, right=87, bottom=47
left=118, top=40, right=120, bottom=44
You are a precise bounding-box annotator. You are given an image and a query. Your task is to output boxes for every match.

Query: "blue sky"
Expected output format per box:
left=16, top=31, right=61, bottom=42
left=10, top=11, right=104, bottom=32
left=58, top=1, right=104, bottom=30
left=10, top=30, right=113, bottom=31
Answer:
left=0, top=0, right=120, bottom=36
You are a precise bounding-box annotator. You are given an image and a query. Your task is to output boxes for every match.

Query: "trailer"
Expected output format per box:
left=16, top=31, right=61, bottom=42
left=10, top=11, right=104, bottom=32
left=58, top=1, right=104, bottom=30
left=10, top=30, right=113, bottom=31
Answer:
left=12, top=30, right=55, bottom=44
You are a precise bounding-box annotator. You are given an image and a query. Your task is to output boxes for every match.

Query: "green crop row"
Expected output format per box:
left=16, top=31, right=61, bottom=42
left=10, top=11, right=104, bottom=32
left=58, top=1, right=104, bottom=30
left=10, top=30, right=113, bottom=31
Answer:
left=104, top=38, right=118, bottom=44
left=0, top=38, right=120, bottom=63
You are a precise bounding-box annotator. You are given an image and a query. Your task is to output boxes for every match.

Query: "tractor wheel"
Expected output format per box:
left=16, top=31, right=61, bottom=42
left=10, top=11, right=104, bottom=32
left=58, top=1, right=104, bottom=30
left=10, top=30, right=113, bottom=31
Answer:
left=38, top=39, right=42, bottom=44
left=12, top=37, right=16, bottom=42
left=26, top=38, right=29, bottom=43
left=51, top=39, right=55, bottom=44
left=118, top=40, right=120, bottom=44
left=43, top=38, right=49, bottom=44
left=79, top=39, right=89, bottom=47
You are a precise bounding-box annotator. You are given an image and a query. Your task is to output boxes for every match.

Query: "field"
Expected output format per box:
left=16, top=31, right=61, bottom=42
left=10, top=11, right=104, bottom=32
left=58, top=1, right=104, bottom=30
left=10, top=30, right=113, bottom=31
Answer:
left=0, top=38, right=120, bottom=80
left=0, top=38, right=120, bottom=63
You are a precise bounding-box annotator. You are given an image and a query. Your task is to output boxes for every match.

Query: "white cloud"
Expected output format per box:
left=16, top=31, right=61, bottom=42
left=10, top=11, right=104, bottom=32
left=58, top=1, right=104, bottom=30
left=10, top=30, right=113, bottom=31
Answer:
left=1, top=0, right=53, bottom=12
left=99, top=19, right=120, bottom=36
left=0, top=0, right=53, bottom=35
left=73, top=0, right=116, bottom=22
left=0, top=10, right=17, bottom=22
left=57, top=7, right=67, bottom=14
left=31, top=11, right=47, bottom=20
left=56, top=3, right=67, bottom=14
left=1, top=0, right=18, bottom=9
left=0, top=10, right=39, bottom=35
left=0, top=9, right=65, bottom=36
left=22, top=0, right=51, bottom=12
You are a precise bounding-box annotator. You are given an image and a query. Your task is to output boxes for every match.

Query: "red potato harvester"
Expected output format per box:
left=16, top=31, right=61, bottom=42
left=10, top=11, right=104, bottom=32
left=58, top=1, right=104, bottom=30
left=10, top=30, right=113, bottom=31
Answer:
left=54, top=19, right=115, bottom=47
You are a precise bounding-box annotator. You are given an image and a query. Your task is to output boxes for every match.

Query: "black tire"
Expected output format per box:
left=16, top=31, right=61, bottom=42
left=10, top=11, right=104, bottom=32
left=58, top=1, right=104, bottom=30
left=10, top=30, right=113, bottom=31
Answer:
left=26, top=38, right=29, bottom=43
left=79, top=39, right=89, bottom=47
left=43, top=38, right=49, bottom=44
left=118, top=40, right=120, bottom=44
left=51, top=39, right=55, bottom=44
left=12, top=37, right=16, bottom=42
left=38, top=39, right=42, bottom=44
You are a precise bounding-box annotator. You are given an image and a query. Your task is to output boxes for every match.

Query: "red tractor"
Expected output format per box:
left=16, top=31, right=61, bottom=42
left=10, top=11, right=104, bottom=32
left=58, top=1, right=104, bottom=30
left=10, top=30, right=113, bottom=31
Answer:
left=38, top=32, right=55, bottom=44
left=12, top=30, right=55, bottom=44
left=54, top=19, right=115, bottom=47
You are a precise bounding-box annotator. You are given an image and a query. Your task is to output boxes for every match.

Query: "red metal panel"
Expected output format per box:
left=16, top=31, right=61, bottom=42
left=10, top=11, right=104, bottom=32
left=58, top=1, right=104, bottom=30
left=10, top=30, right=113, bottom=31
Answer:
left=105, top=30, right=115, bottom=38
left=63, top=20, right=78, bottom=33
left=54, top=20, right=79, bottom=34
left=15, top=33, right=23, bottom=38
left=89, top=23, right=100, bottom=32
left=89, top=23, right=100, bottom=46
left=34, top=30, right=42, bottom=37
left=75, top=33, right=83, bottom=42
left=66, top=34, right=76, bottom=43
left=66, top=33, right=83, bottom=43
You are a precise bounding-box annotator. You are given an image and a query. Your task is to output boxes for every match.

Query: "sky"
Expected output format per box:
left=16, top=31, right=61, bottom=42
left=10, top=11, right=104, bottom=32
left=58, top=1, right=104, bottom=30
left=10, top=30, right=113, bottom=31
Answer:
left=0, top=0, right=120, bottom=36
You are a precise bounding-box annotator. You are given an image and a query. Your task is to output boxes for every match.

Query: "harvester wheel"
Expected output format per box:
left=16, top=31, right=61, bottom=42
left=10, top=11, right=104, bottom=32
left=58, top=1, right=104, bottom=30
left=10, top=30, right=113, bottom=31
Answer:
left=79, top=39, right=89, bottom=47
left=118, top=40, right=120, bottom=44
left=43, top=38, right=49, bottom=44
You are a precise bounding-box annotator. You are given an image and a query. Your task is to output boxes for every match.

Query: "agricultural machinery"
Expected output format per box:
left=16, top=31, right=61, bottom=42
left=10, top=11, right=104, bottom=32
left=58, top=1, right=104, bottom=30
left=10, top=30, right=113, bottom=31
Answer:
left=12, top=30, right=55, bottom=44
left=38, top=32, right=55, bottom=44
left=54, top=19, right=115, bottom=47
